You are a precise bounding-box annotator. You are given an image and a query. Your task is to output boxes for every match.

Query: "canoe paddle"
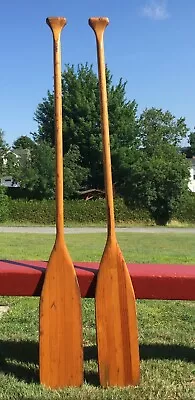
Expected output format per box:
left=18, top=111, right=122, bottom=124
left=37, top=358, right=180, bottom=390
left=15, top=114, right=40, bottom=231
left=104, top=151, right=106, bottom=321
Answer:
left=89, top=17, right=140, bottom=387
left=39, top=17, right=83, bottom=389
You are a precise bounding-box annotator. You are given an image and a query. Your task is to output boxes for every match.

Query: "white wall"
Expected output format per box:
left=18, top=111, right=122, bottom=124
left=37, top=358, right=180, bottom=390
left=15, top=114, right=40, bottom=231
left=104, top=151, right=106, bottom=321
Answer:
left=0, top=176, right=20, bottom=188
left=188, top=159, right=195, bottom=192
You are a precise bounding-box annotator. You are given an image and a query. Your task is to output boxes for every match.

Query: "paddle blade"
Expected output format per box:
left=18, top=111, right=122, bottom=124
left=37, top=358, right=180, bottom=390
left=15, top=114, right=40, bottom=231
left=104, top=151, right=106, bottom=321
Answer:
left=39, top=241, right=83, bottom=388
left=96, top=240, right=140, bottom=387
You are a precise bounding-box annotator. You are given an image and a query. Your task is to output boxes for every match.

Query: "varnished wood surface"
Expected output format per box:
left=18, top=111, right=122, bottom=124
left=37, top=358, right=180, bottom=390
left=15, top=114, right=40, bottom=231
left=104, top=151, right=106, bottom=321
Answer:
left=39, top=17, right=83, bottom=388
left=89, top=17, right=140, bottom=387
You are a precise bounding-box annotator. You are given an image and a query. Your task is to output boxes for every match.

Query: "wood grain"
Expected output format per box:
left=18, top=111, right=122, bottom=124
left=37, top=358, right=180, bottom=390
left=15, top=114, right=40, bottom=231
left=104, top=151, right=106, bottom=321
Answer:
left=39, top=17, right=83, bottom=388
left=89, top=17, right=140, bottom=387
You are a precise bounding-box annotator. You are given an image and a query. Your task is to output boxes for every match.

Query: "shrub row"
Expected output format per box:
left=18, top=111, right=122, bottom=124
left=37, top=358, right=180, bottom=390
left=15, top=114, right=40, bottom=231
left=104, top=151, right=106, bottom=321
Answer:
left=173, top=192, right=195, bottom=223
left=7, top=199, right=56, bottom=225
left=1, top=197, right=152, bottom=225
left=0, top=187, right=9, bottom=222
left=1, top=192, right=195, bottom=225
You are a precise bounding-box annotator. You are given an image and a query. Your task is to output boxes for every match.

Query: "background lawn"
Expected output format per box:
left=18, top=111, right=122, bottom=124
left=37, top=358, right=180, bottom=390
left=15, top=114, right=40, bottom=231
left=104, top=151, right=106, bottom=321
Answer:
left=1, top=231, right=195, bottom=264
left=0, top=232, right=194, bottom=399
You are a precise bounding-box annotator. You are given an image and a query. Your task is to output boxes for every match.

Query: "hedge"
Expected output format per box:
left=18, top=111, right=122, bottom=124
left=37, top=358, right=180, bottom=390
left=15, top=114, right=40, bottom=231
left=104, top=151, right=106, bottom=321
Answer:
left=4, top=197, right=152, bottom=225
left=0, top=187, right=9, bottom=222
left=2, top=193, right=195, bottom=225
left=7, top=199, right=56, bottom=225
left=173, top=192, right=195, bottom=223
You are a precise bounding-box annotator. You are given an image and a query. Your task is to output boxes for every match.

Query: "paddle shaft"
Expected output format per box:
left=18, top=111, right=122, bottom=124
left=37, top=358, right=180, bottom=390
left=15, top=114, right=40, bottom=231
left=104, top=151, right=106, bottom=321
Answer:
left=40, top=17, right=83, bottom=388
left=89, top=18, right=115, bottom=240
left=46, top=17, right=66, bottom=240
left=89, top=17, right=140, bottom=387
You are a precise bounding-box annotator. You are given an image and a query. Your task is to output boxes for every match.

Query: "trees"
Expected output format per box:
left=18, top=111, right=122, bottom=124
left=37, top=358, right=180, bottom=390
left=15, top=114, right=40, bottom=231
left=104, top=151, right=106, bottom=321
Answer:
left=0, top=131, right=32, bottom=179
left=138, top=108, right=188, bottom=150
left=12, top=135, right=35, bottom=150
left=12, top=142, right=88, bottom=200
left=0, top=129, right=17, bottom=178
left=2, top=62, right=189, bottom=226
left=64, top=145, right=89, bottom=198
left=0, top=129, right=8, bottom=176
left=0, top=129, right=6, bottom=149
left=12, top=142, right=55, bottom=199
left=188, top=129, right=195, bottom=156
left=33, top=63, right=138, bottom=189
left=119, top=108, right=190, bottom=225
left=31, top=67, right=190, bottom=223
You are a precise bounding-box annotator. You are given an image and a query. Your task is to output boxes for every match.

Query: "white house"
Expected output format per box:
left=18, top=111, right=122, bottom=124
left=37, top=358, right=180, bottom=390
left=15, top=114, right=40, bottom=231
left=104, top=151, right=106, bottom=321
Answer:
left=0, top=148, right=29, bottom=188
left=0, top=176, right=20, bottom=187
left=188, top=157, right=195, bottom=192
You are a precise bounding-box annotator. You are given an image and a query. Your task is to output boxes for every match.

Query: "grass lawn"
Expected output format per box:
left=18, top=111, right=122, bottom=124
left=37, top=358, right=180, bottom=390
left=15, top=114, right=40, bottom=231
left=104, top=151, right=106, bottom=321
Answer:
left=0, top=232, right=195, bottom=399
left=1, top=231, right=195, bottom=263
left=2, top=220, right=195, bottom=228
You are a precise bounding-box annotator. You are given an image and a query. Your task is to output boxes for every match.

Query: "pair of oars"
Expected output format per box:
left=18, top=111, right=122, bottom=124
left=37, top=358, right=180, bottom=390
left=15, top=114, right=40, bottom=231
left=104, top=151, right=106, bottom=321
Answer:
left=39, top=16, right=140, bottom=389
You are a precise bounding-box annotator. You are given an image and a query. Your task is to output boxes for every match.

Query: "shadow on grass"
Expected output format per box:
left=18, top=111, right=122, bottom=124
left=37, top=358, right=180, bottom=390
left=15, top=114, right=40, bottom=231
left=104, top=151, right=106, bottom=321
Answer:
left=0, top=340, right=99, bottom=385
left=0, top=340, right=39, bottom=383
left=84, top=344, right=195, bottom=364
left=84, top=346, right=99, bottom=386
left=140, top=343, right=195, bottom=363
left=0, top=341, right=194, bottom=385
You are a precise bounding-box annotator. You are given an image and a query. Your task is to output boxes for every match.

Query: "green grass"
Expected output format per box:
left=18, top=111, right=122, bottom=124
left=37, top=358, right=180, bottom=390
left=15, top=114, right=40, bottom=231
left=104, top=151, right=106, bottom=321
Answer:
left=1, top=232, right=195, bottom=264
left=0, top=232, right=195, bottom=399
left=2, top=219, right=195, bottom=227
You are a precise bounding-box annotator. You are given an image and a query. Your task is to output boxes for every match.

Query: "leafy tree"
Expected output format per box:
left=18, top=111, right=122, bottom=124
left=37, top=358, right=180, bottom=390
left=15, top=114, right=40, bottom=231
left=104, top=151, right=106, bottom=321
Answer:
left=182, top=128, right=195, bottom=158
left=33, top=63, right=138, bottom=189
left=180, top=146, right=192, bottom=158
left=12, top=135, right=35, bottom=150
left=119, top=108, right=190, bottom=225
left=0, top=129, right=9, bottom=177
left=188, top=129, right=195, bottom=156
left=0, top=129, right=6, bottom=148
left=13, top=142, right=55, bottom=199
left=64, top=145, right=89, bottom=198
left=4, top=151, right=19, bottom=177
left=13, top=142, right=88, bottom=200
left=0, top=130, right=29, bottom=179
left=138, top=108, right=188, bottom=151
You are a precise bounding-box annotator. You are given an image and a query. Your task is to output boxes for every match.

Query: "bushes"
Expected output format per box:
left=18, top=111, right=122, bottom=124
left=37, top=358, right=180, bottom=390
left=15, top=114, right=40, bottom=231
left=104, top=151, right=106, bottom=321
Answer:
left=0, top=186, right=9, bottom=222
left=8, top=199, right=56, bottom=225
left=7, top=197, right=152, bottom=225
left=114, top=198, right=152, bottom=224
left=3, top=193, right=195, bottom=225
left=65, top=198, right=152, bottom=224
left=65, top=199, right=106, bottom=223
left=173, top=192, right=195, bottom=223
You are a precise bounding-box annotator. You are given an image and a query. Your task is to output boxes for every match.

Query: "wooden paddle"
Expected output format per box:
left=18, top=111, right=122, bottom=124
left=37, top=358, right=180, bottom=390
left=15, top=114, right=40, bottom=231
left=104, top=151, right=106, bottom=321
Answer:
left=39, top=17, right=83, bottom=389
left=88, top=17, right=140, bottom=387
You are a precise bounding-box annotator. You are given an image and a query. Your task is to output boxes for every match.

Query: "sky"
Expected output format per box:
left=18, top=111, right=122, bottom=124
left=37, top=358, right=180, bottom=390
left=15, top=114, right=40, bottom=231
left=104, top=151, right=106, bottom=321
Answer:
left=0, top=0, right=195, bottom=146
